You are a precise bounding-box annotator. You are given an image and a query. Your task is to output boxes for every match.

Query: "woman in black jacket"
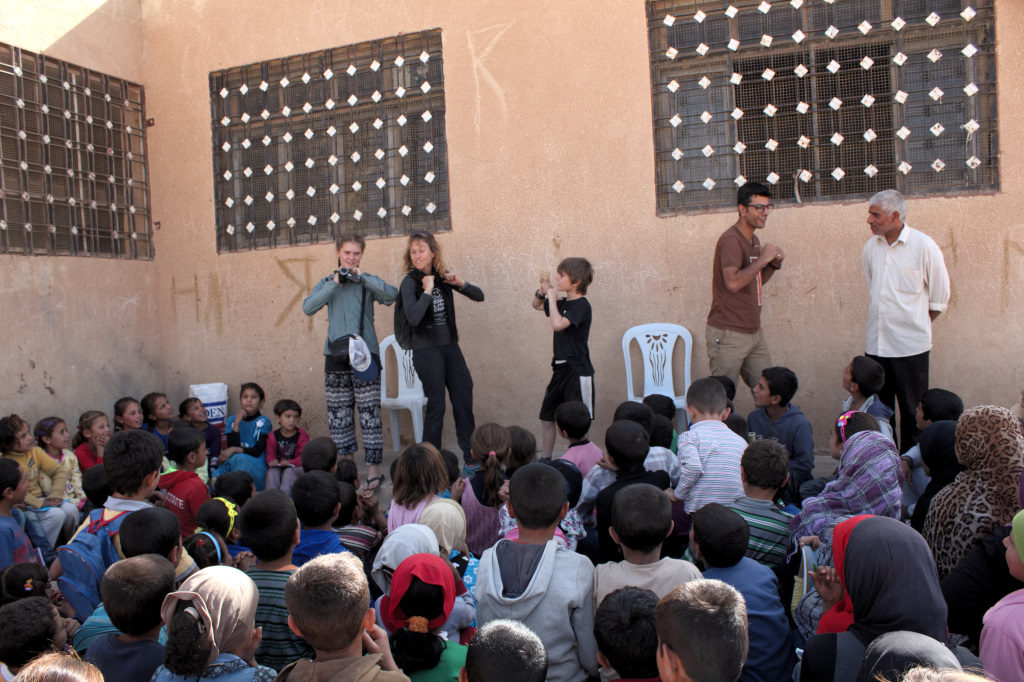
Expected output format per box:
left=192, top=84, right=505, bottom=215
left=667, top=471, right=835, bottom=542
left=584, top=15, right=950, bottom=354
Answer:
left=397, top=232, right=484, bottom=466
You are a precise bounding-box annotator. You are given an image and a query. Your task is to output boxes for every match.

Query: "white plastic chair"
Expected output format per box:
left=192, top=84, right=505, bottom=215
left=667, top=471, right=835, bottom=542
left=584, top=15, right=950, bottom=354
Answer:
left=622, top=323, right=693, bottom=424
left=379, top=334, right=427, bottom=451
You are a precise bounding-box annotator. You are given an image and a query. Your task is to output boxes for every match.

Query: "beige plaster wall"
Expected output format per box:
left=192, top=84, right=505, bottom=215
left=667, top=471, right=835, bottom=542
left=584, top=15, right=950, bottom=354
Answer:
left=3, top=0, right=1022, bottom=453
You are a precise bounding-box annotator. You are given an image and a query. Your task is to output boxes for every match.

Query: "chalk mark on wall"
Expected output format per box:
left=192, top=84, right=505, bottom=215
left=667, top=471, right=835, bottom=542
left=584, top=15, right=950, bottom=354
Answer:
left=171, top=273, right=225, bottom=335
left=275, top=257, right=315, bottom=330
left=1003, top=237, right=1024, bottom=311
left=467, top=22, right=513, bottom=136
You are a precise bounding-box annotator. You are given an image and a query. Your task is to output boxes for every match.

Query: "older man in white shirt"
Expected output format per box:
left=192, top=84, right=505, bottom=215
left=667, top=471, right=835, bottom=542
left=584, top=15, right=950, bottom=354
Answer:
left=863, top=189, right=951, bottom=452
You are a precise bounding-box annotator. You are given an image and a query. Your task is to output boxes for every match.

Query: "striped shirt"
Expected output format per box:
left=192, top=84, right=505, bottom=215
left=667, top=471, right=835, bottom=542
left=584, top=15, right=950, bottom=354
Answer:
left=248, top=569, right=314, bottom=671
left=673, top=420, right=746, bottom=513
left=728, top=496, right=793, bottom=568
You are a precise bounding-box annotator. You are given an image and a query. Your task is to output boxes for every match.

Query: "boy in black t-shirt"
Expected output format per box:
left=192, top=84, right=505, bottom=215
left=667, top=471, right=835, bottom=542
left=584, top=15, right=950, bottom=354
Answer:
left=533, top=256, right=595, bottom=459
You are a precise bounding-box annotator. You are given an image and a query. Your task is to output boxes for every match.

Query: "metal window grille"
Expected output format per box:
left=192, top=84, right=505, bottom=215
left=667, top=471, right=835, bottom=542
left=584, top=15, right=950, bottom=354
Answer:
left=209, top=29, right=450, bottom=252
left=0, top=43, right=152, bottom=258
left=647, top=0, right=997, bottom=215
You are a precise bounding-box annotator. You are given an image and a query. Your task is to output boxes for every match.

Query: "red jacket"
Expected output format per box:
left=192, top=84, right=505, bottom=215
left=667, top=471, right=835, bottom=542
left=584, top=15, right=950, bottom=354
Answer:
left=159, top=469, right=209, bottom=537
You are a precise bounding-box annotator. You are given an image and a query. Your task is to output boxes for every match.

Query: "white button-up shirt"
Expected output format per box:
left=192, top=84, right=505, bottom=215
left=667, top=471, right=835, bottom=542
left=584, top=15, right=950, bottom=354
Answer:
left=863, top=224, right=950, bottom=357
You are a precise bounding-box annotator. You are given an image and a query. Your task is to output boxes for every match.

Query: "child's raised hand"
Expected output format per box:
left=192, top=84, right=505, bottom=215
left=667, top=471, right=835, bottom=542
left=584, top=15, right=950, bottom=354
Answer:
left=799, top=535, right=821, bottom=550
left=450, top=477, right=466, bottom=502
left=498, top=479, right=510, bottom=503
left=233, top=551, right=256, bottom=572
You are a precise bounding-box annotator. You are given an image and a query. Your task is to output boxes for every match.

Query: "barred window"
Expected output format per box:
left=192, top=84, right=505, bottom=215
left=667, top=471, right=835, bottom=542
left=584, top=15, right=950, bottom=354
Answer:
left=0, top=43, right=152, bottom=258
left=209, top=29, right=450, bottom=253
left=647, top=0, right=997, bottom=215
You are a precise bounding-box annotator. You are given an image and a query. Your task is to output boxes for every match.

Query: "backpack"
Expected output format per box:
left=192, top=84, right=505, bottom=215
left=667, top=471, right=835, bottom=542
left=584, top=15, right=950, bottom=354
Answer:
left=56, top=509, right=130, bottom=621
left=393, top=291, right=413, bottom=348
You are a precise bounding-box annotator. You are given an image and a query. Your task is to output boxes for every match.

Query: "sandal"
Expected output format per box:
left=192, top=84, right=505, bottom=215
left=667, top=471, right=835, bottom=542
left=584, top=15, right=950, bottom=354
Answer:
left=364, top=475, right=385, bottom=493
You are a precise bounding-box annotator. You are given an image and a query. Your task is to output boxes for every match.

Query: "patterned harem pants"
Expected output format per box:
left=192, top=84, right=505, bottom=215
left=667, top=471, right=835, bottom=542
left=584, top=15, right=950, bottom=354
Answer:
left=325, top=368, right=384, bottom=464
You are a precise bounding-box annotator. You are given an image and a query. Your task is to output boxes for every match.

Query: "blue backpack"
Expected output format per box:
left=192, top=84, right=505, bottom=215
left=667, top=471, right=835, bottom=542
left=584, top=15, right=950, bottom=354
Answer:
left=56, top=509, right=130, bottom=621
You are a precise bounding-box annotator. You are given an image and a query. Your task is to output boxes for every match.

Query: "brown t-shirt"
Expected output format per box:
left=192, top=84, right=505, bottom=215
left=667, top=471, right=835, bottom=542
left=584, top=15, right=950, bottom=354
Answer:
left=707, top=224, right=764, bottom=333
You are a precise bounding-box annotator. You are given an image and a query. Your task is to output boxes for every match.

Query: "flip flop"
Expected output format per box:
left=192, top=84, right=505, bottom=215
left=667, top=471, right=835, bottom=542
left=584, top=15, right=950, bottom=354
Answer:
left=364, top=475, right=385, bottom=493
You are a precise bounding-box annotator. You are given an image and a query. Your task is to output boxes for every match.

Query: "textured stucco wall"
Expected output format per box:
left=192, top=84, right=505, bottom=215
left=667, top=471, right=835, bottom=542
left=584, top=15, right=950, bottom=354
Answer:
left=2, top=1, right=1022, bottom=454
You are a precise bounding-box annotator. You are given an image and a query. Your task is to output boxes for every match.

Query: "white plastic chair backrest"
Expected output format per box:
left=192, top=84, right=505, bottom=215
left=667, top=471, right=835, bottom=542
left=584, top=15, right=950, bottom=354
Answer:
left=379, top=335, right=424, bottom=399
left=622, top=323, right=693, bottom=401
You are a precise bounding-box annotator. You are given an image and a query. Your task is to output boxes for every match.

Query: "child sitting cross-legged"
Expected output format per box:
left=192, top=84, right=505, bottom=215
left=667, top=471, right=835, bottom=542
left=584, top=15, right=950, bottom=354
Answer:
left=459, top=619, right=548, bottom=682
left=289, top=470, right=349, bottom=566
left=276, top=552, right=409, bottom=681
left=594, top=587, right=660, bottom=682
left=476, top=462, right=598, bottom=682
left=594, top=482, right=701, bottom=608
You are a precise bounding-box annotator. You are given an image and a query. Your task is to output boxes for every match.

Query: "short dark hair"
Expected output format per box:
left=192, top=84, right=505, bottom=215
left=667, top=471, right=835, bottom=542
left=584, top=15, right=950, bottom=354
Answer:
left=594, top=587, right=659, bottom=679
left=737, top=181, right=771, bottom=206
left=650, top=414, right=674, bottom=449
left=642, top=394, right=677, bottom=421
left=0, top=458, right=22, bottom=497
left=762, top=366, right=798, bottom=406
left=555, top=401, right=592, bottom=440
left=741, top=440, right=789, bottom=490
left=542, top=458, right=583, bottom=509
left=656, top=580, right=748, bottom=682
left=101, top=555, right=176, bottom=635
left=291, top=471, right=341, bottom=527
left=335, top=232, right=366, bottom=251
left=557, top=257, right=594, bottom=295
left=301, top=437, right=338, bottom=473
left=167, top=426, right=205, bottom=465
left=612, top=401, right=655, bottom=435
left=178, top=397, right=201, bottom=418
left=505, top=429, right=536, bottom=479
left=239, top=489, right=298, bottom=561
left=103, top=430, right=164, bottom=495
left=724, top=413, right=749, bottom=440
left=509, top=463, right=566, bottom=530
left=920, top=388, right=965, bottom=423
left=849, top=356, right=885, bottom=396
left=605, top=420, right=649, bottom=471
left=692, top=503, right=749, bottom=568
left=81, top=464, right=111, bottom=508
left=834, top=411, right=881, bottom=444
left=273, top=399, right=302, bottom=417
left=211, top=471, right=255, bottom=506
left=239, top=382, right=265, bottom=402
left=709, top=376, right=738, bottom=401
left=336, top=481, right=358, bottom=527
left=438, top=449, right=461, bottom=486
left=334, top=458, right=358, bottom=486
left=196, top=497, right=238, bottom=539
left=465, top=619, right=547, bottom=682
left=611, top=483, right=672, bottom=553
left=0, top=597, right=57, bottom=667
left=687, top=377, right=728, bottom=415
left=119, top=507, right=180, bottom=559
left=285, top=552, right=369, bottom=652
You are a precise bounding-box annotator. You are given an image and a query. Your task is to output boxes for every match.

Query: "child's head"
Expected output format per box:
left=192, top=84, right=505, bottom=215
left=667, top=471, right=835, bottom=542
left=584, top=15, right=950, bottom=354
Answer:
left=605, top=420, right=650, bottom=472
left=167, top=425, right=207, bottom=468
left=555, top=401, right=592, bottom=441
left=656, top=580, right=747, bottom=682
left=33, top=417, right=70, bottom=455
left=178, top=397, right=207, bottom=424
left=642, top=394, right=678, bottom=422
left=505, top=428, right=536, bottom=479
left=463, top=619, right=548, bottom=682
left=686, top=377, right=729, bottom=417
left=196, top=497, right=240, bottom=542
left=184, top=531, right=232, bottom=569
left=844, top=356, right=885, bottom=397
left=754, top=366, right=798, bottom=408
left=163, top=566, right=260, bottom=677
left=0, top=458, right=26, bottom=507
left=239, top=382, right=265, bottom=416
left=239, top=489, right=298, bottom=562
left=101, top=554, right=176, bottom=635
left=372, top=525, right=441, bottom=595
left=0, top=597, right=63, bottom=671
left=612, top=401, right=655, bottom=435
left=1005, top=509, right=1024, bottom=582
left=335, top=458, right=358, bottom=486
left=291, top=471, right=341, bottom=528
left=393, top=443, right=449, bottom=508
left=114, top=396, right=144, bottom=431
left=556, top=257, right=594, bottom=295
left=0, top=562, right=49, bottom=605
left=9, top=652, right=103, bottom=681
left=650, top=414, right=674, bottom=449
left=508, top=462, right=567, bottom=531
left=595, top=587, right=660, bottom=679
left=71, top=410, right=110, bottom=450
left=918, top=388, right=965, bottom=426
left=211, top=470, right=255, bottom=506
left=690, top=503, right=749, bottom=569
left=0, top=414, right=33, bottom=454
left=301, top=437, right=339, bottom=473
left=103, top=430, right=164, bottom=497
left=709, top=376, right=738, bottom=402
left=830, top=411, right=882, bottom=457
left=382, top=553, right=457, bottom=673
left=119, top=507, right=180, bottom=559
left=140, top=392, right=173, bottom=427
left=724, top=413, right=749, bottom=440
left=285, top=552, right=370, bottom=654
left=543, top=458, right=583, bottom=509
left=418, top=498, right=468, bottom=556
left=405, top=231, right=445, bottom=274
left=81, top=464, right=110, bottom=509
left=336, top=481, right=359, bottom=527
left=273, top=399, right=302, bottom=431
left=611, top=483, right=672, bottom=554
left=470, top=423, right=511, bottom=507
left=438, top=449, right=461, bottom=488
left=741, top=439, right=789, bottom=492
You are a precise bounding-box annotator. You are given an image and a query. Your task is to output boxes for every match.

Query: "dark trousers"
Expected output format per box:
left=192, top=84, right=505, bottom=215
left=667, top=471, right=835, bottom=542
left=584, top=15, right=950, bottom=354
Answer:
left=867, top=351, right=930, bottom=453
left=413, top=343, right=476, bottom=463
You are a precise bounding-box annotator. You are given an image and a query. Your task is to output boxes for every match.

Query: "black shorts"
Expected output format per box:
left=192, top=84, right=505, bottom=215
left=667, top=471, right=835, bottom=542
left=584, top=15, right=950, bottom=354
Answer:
left=539, top=364, right=594, bottom=421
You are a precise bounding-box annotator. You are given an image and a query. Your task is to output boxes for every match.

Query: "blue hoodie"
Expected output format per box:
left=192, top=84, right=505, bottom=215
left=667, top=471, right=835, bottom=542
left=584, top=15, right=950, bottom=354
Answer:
left=292, top=528, right=349, bottom=567
left=747, top=405, right=814, bottom=487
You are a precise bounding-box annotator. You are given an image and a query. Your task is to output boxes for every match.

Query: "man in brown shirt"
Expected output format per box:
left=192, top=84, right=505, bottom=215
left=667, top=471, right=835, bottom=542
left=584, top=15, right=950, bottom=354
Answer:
left=705, top=183, right=785, bottom=390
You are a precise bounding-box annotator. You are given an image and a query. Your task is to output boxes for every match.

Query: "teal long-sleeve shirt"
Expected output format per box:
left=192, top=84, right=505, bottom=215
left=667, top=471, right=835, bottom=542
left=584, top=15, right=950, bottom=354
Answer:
left=302, top=273, right=398, bottom=356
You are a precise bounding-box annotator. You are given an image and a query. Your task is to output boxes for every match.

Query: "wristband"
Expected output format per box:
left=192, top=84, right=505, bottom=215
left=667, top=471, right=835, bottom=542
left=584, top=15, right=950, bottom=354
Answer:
left=535, top=289, right=545, bottom=300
